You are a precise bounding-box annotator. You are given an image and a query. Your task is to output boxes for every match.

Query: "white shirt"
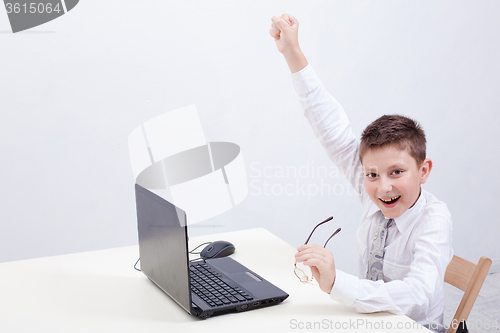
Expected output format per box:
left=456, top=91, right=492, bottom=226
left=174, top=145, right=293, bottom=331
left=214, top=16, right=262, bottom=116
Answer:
left=292, top=65, right=453, bottom=332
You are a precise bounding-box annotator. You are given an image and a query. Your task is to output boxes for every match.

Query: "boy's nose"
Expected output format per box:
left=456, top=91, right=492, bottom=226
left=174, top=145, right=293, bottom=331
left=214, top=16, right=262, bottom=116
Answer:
left=380, top=176, right=393, bottom=193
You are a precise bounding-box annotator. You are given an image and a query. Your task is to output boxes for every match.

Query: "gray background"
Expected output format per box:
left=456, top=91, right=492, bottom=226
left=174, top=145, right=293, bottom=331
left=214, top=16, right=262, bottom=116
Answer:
left=1, top=0, right=499, bottom=276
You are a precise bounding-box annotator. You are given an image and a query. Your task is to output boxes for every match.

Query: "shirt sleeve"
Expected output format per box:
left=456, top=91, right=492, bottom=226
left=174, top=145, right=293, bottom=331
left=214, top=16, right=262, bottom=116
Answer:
left=330, top=214, right=453, bottom=322
left=291, top=65, right=364, bottom=198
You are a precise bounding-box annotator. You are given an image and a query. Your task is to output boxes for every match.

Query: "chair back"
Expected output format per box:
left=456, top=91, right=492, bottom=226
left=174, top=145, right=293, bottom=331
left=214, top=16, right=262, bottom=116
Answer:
left=444, top=255, right=492, bottom=333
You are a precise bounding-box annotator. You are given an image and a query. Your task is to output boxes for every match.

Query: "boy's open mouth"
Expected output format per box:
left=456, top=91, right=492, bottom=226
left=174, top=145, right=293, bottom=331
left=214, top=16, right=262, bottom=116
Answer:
left=379, top=196, right=401, bottom=205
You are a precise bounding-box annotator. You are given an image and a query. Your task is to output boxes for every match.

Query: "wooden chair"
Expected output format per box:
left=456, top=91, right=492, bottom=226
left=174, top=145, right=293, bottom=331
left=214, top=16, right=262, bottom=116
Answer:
left=444, top=255, right=492, bottom=333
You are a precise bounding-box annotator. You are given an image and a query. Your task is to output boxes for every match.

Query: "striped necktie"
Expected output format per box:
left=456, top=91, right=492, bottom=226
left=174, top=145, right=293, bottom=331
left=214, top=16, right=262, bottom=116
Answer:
left=366, top=218, right=394, bottom=281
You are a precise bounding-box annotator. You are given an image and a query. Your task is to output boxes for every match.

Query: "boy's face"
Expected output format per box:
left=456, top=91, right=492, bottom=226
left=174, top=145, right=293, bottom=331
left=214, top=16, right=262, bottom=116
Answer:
left=362, top=146, right=432, bottom=219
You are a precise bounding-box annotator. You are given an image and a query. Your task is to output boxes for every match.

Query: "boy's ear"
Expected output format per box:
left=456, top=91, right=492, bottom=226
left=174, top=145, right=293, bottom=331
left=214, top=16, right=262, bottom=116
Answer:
left=420, top=158, right=433, bottom=184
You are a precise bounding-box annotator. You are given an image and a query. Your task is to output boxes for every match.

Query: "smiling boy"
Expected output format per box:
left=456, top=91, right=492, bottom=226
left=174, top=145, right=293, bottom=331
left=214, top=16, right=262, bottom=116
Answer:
left=361, top=115, right=431, bottom=219
left=270, top=14, right=453, bottom=332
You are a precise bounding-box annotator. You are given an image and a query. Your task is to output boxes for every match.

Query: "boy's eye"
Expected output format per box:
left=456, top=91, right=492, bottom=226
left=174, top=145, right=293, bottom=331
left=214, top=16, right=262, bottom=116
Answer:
left=392, top=170, right=403, bottom=176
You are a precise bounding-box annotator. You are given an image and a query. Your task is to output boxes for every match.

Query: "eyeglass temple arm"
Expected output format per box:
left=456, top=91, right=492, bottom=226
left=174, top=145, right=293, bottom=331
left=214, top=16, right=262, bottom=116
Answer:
left=304, top=216, right=334, bottom=244
left=323, top=227, right=341, bottom=247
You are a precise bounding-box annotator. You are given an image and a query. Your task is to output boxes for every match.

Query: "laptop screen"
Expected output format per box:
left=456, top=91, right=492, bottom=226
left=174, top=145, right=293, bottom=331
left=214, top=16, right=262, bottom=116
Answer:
left=135, top=184, right=191, bottom=313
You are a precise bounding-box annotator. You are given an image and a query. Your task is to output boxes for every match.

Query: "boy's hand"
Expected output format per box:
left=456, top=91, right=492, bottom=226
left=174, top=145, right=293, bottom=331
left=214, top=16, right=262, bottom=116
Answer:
left=270, top=13, right=299, bottom=55
left=270, top=13, right=308, bottom=73
left=295, top=244, right=336, bottom=294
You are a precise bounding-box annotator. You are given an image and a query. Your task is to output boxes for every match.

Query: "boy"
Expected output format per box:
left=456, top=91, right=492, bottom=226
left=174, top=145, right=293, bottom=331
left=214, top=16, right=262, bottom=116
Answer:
left=270, top=13, right=453, bottom=332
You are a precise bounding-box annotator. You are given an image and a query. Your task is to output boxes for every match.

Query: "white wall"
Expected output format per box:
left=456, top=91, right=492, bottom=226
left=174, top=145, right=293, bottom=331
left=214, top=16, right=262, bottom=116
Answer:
left=1, top=0, right=499, bottom=275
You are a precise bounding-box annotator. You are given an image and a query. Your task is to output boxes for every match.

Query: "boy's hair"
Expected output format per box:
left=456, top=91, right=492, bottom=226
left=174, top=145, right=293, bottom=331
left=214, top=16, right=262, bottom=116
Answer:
left=359, top=115, right=426, bottom=166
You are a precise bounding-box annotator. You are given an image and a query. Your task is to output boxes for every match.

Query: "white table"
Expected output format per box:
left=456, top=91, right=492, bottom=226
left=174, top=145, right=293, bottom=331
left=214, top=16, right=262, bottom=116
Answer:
left=0, top=228, right=429, bottom=332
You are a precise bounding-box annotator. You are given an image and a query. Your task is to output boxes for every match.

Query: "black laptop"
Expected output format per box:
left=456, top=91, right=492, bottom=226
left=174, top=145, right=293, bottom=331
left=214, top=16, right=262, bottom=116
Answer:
left=134, top=184, right=289, bottom=318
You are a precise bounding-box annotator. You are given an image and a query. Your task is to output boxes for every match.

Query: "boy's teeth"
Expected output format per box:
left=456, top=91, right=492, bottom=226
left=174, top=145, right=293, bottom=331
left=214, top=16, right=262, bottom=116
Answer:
left=381, top=196, right=400, bottom=203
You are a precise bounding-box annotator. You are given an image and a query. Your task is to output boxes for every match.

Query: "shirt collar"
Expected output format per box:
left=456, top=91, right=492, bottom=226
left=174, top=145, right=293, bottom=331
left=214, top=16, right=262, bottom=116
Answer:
left=366, top=188, right=427, bottom=234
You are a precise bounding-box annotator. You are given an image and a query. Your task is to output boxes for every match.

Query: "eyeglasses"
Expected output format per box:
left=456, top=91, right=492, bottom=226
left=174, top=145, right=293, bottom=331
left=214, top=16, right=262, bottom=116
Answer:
left=294, top=216, right=341, bottom=284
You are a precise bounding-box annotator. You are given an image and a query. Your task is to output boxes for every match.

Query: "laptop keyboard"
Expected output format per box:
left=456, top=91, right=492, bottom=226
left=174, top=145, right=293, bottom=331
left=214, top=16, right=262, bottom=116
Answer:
left=190, top=262, right=254, bottom=307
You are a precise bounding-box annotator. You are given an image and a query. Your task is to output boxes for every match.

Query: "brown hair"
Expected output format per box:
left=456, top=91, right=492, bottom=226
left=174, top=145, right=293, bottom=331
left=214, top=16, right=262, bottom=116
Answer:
left=359, top=115, right=426, bottom=166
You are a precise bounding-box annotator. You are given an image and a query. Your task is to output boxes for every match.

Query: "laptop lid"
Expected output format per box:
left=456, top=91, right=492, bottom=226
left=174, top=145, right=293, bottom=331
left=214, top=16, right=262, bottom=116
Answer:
left=135, top=184, right=192, bottom=314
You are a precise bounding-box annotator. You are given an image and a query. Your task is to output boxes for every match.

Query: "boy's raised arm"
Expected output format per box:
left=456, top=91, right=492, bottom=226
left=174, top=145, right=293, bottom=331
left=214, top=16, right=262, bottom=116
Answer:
left=270, top=14, right=309, bottom=73
left=270, top=13, right=365, bottom=198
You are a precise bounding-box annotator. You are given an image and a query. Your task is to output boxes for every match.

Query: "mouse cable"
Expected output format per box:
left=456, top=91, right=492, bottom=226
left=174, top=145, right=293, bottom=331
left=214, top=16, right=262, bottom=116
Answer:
left=133, top=241, right=211, bottom=270
left=134, top=258, right=141, bottom=271
left=189, top=241, right=212, bottom=263
left=190, top=258, right=206, bottom=263
left=189, top=242, right=211, bottom=255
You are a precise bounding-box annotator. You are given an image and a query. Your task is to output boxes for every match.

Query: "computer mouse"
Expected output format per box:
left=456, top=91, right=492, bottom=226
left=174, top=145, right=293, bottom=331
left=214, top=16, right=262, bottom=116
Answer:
left=200, top=240, right=235, bottom=259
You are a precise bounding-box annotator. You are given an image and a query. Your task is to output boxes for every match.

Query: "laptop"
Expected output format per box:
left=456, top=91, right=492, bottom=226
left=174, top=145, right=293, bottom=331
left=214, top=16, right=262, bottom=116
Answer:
left=134, top=184, right=289, bottom=318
